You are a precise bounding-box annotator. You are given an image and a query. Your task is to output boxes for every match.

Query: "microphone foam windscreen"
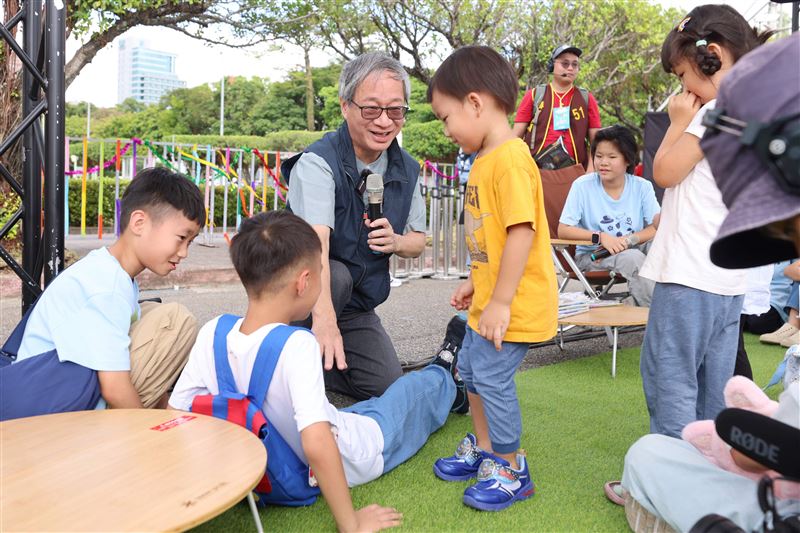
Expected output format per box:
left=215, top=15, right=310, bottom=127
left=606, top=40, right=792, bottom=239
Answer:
left=715, top=408, right=800, bottom=479
left=366, top=174, right=383, bottom=193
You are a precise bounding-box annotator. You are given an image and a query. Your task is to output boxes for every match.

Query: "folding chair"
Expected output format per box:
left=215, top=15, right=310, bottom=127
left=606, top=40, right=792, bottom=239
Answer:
left=540, top=165, right=625, bottom=300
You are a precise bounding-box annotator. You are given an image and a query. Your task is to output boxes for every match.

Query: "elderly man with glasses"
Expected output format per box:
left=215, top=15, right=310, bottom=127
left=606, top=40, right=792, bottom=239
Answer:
left=282, top=52, right=426, bottom=401
left=513, top=44, right=601, bottom=172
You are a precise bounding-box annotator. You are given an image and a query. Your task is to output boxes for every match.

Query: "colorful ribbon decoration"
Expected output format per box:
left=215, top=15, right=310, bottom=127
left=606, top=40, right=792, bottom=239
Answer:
left=64, top=137, right=302, bottom=235
left=65, top=139, right=138, bottom=176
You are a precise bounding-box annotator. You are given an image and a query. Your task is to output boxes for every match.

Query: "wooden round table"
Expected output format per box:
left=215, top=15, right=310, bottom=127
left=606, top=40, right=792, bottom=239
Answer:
left=1, top=409, right=267, bottom=532
left=558, top=305, right=649, bottom=378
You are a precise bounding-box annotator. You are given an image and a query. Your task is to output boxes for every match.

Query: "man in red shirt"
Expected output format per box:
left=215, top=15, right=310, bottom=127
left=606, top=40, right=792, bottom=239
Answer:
left=513, top=44, right=601, bottom=172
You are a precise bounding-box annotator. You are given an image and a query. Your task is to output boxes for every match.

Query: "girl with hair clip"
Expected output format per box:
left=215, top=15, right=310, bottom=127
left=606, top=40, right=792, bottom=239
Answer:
left=604, top=4, right=775, bottom=507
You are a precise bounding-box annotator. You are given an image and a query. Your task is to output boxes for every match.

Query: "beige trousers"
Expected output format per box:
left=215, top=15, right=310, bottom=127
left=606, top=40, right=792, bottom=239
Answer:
left=128, top=302, right=198, bottom=408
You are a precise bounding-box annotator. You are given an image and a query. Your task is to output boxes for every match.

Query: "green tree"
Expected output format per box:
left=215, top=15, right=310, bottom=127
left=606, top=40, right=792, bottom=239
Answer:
left=310, top=0, right=682, bottom=135
left=319, top=85, right=343, bottom=130
left=158, top=85, right=218, bottom=135
left=250, top=64, right=341, bottom=134
left=217, top=77, right=269, bottom=136
left=118, top=98, right=147, bottom=114
left=95, top=106, right=166, bottom=140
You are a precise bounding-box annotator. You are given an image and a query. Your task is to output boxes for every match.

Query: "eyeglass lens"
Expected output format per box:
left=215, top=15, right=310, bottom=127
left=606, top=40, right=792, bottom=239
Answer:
left=559, top=61, right=580, bottom=69
left=359, top=105, right=407, bottom=120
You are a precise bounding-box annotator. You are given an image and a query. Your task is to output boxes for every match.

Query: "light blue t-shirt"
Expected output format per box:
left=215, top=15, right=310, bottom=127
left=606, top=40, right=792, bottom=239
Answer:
left=560, top=173, right=661, bottom=255
left=17, top=247, right=140, bottom=372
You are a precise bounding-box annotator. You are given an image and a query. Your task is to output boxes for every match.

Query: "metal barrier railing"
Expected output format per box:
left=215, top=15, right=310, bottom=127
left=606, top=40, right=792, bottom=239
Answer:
left=390, top=161, right=469, bottom=284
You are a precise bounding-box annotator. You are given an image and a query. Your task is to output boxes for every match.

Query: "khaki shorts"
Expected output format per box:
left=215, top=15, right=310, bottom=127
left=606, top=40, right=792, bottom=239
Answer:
left=128, top=301, right=198, bottom=408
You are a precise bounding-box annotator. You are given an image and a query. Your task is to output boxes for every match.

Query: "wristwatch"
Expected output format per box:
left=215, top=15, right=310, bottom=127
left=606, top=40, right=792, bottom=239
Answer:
left=591, top=232, right=600, bottom=245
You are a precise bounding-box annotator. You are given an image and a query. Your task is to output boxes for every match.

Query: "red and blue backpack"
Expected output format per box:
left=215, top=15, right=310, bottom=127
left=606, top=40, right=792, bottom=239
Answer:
left=190, top=314, right=320, bottom=507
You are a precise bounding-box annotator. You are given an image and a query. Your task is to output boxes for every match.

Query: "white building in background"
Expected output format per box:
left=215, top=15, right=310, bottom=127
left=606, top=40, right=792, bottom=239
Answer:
left=117, top=38, right=185, bottom=105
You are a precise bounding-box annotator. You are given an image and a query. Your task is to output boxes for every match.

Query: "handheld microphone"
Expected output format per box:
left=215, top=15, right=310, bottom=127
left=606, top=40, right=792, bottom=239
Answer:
left=715, top=407, right=800, bottom=479
left=590, top=234, right=639, bottom=261
left=366, top=173, right=383, bottom=222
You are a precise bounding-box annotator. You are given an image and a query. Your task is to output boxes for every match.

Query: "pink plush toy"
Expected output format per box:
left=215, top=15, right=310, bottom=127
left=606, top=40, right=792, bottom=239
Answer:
left=682, top=376, right=779, bottom=481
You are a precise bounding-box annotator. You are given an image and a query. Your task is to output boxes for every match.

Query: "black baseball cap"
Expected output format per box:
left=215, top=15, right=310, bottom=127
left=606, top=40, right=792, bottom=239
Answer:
left=551, top=44, right=583, bottom=60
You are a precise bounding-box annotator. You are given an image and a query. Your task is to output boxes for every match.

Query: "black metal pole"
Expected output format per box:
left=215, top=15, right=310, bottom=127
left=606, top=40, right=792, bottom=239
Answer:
left=44, top=0, right=65, bottom=285
left=793, top=2, right=799, bottom=33
left=21, top=0, right=43, bottom=311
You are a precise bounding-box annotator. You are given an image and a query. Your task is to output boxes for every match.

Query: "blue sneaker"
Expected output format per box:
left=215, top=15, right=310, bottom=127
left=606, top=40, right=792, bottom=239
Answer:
left=433, top=433, right=489, bottom=481
left=462, top=452, right=535, bottom=511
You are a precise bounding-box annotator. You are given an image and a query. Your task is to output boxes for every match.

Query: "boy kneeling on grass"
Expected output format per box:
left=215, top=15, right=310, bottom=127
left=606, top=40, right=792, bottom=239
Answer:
left=169, top=210, right=459, bottom=532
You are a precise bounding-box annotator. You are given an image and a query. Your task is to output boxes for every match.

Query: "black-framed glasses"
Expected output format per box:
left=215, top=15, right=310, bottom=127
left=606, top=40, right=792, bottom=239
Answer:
left=350, top=101, right=409, bottom=120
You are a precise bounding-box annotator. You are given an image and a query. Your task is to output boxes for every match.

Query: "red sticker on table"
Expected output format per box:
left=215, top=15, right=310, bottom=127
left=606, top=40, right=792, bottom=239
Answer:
left=150, top=415, right=196, bottom=431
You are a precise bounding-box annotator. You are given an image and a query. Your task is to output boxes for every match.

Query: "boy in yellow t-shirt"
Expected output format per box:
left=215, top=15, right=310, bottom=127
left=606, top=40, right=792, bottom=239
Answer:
left=427, top=46, right=558, bottom=511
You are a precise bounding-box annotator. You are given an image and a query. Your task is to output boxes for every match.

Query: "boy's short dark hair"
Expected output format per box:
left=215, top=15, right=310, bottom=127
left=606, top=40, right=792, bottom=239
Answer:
left=427, top=46, right=518, bottom=115
left=230, top=211, right=322, bottom=296
left=591, top=125, right=639, bottom=174
left=120, top=167, right=205, bottom=232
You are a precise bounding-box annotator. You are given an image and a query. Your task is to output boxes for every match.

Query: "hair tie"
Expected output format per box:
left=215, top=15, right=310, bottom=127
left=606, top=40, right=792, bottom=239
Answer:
left=695, top=39, right=708, bottom=47
left=677, top=16, right=691, bottom=32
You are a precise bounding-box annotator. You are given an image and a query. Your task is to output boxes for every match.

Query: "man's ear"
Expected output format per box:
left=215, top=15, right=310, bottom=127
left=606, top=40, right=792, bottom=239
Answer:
left=340, top=98, right=348, bottom=118
left=127, top=210, right=148, bottom=236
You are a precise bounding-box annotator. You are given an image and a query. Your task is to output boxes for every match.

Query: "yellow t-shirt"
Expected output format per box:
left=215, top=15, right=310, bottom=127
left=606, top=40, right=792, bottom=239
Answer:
left=464, top=138, right=558, bottom=343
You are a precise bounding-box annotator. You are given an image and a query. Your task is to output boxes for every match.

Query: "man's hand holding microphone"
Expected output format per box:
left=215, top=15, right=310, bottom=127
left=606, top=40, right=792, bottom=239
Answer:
left=365, top=173, right=399, bottom=254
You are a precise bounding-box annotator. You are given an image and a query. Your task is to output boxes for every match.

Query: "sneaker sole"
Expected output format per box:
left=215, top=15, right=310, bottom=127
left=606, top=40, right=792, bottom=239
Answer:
left=433, top=463, right=477, bottom=482
left=462, top=481, right=535, bottom=511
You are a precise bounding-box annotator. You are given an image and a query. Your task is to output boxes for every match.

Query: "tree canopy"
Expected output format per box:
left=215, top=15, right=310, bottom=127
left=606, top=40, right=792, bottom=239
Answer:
left=39, top=0, right=701, bottom=163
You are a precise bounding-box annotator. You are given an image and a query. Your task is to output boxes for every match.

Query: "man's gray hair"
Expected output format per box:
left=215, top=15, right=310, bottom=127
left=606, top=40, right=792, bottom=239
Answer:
left=338, top=52, right=411, bottom=103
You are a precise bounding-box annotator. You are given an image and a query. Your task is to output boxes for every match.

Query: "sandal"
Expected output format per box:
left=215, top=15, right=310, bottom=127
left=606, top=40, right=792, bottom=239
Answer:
left=604, top=480, right=626, bottom=506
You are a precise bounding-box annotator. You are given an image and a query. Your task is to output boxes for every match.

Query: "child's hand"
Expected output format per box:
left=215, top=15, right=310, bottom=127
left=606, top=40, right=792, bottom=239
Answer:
left=348, top=504, right=402, bottom=532
left=451, top=279, right=474, bottom=311
left=667, top=89, right=701, bottom=128
left=478, top=300, right=510, bottom=351
left=599, top=233, right=628, bottom=256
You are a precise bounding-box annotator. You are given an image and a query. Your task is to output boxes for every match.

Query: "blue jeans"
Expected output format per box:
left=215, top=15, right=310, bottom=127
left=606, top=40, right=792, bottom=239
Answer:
left=344, top=365, right=454, bottom=474
left=457, top=327, right=530, bottom=454
left=786, top=281, right=799, bottom=315
left=640, top=282, right=743, bottom=437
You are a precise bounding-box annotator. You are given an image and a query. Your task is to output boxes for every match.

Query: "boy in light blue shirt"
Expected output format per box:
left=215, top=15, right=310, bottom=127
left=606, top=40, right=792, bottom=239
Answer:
left=15, top=167, right=206, bottom=410
left=558, top=126, right=660, bottom=306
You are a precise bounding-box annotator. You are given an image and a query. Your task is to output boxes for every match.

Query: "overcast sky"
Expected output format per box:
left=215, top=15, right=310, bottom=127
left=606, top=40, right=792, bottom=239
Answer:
left=65, top=0, right=792, bottom=107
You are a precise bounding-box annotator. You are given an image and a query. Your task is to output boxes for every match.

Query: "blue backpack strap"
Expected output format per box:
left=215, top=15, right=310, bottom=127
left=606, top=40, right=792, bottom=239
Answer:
left=212, top=314, right=242, bottom=395
left=247, top=325, right=301, bottom=407
left=1, top=299, right=39, bottom=361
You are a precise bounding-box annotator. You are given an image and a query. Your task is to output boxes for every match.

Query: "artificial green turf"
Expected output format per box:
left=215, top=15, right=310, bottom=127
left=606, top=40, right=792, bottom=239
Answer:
left=193, top=334, right=788, bottom=532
